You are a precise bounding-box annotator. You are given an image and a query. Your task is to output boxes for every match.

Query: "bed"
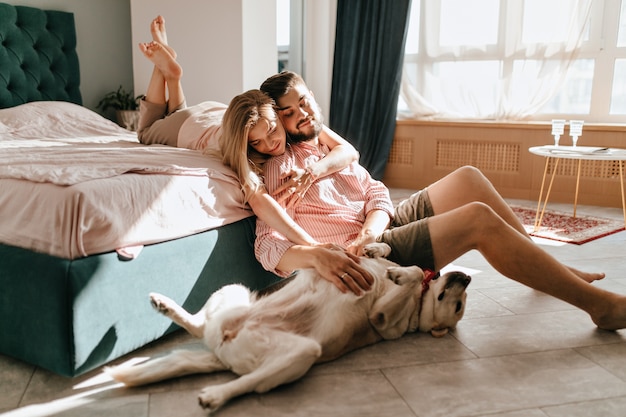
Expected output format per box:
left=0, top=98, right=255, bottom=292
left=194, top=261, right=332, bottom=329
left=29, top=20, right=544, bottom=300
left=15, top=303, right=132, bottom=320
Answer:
left=0, top=2, right=279, bottom=377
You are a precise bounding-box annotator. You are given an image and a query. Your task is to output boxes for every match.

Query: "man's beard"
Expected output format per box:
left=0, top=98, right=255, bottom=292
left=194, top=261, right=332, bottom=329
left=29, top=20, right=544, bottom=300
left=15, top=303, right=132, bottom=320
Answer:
left=288, top=117, right=323, bottom=144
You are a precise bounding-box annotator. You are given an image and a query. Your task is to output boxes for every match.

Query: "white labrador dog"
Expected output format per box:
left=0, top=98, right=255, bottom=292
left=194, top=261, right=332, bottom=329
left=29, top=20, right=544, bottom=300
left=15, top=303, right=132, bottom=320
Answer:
left=106, top=243, right=470, bottom=413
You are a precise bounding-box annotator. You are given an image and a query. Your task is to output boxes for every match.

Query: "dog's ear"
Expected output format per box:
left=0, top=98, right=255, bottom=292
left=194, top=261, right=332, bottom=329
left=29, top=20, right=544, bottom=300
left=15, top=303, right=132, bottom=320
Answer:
left=430, top=328, right=449, bottom=338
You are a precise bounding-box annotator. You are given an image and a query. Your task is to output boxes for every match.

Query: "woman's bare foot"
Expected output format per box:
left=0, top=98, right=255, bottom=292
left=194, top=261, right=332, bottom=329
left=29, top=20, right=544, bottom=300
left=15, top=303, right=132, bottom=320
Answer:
left=151, top=15, right=176, bottom=58
left=139, top=41, right=182, bottom=81
left=568, top=266, right=605, bottom=283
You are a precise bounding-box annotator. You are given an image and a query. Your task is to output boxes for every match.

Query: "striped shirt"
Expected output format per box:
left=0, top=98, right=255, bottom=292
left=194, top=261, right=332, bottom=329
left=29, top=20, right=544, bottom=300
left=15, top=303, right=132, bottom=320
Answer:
left=254, top=141, right=395, bottom=276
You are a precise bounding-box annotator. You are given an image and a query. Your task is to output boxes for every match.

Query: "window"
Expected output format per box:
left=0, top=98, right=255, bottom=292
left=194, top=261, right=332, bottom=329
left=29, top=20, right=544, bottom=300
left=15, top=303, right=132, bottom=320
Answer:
left=401, top=0, right=626, bottom=123
left=276, top=0, right=303, bottom=75
left=277, top=0, right=290, bottom=72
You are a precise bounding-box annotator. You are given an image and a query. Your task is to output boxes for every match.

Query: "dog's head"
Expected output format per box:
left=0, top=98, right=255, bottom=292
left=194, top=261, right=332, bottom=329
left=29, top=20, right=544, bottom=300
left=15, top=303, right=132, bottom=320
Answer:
left=418, top=271, right=471, bottom=337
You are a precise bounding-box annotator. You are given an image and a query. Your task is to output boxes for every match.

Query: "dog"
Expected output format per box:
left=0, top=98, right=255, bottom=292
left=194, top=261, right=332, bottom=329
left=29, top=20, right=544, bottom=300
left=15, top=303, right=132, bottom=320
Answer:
left=106, top=243, right=470, bottom=413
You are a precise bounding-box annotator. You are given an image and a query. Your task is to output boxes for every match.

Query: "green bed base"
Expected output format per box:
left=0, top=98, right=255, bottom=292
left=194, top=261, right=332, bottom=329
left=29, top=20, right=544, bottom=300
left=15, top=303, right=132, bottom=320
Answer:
left=0, top=217, right=280, bottom=377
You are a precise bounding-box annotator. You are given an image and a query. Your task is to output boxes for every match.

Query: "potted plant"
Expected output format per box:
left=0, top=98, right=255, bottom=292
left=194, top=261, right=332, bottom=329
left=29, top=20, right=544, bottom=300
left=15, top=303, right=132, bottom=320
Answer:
left=97, top=85, right=144, bottom=131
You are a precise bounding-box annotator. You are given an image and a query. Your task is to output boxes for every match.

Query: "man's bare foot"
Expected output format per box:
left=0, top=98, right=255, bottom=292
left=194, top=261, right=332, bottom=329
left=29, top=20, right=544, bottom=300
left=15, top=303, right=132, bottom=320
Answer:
left=151, top=15, right=176, bottom=58
left=139, top=41, right=182, bottom=81
left=591, top=294, right=626, bottom=330
left=568, top=266, right=605, bottom=283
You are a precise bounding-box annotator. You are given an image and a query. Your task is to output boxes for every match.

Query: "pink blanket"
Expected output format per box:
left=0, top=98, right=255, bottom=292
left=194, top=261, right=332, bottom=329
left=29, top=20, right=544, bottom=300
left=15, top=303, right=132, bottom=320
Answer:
left=0, top=102, right=252, bottom=259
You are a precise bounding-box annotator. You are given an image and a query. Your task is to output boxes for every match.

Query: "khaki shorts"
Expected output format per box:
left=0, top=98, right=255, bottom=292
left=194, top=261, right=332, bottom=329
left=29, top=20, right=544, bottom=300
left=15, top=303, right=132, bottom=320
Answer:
left=378, top=188, right=435, bottom=270
left=136, top=99, right=188, bottom=146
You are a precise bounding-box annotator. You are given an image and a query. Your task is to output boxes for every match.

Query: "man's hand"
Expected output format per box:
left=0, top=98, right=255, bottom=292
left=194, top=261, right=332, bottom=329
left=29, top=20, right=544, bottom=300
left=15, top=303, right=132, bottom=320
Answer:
left=345, top=230, right=377, bottom=256
left=272, top=168, right=315, bottom=208
left=310, top=244, right=374, bottom=295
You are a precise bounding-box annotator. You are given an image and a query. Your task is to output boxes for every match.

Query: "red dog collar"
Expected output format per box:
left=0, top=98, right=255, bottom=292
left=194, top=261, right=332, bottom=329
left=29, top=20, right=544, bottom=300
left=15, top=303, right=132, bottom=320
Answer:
left=422, top=269, right=437, bottom=293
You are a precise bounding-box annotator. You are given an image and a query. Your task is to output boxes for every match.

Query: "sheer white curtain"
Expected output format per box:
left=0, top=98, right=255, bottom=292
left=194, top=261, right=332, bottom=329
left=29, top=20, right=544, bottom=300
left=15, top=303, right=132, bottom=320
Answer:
left=400, top=0, right=593, bottom=120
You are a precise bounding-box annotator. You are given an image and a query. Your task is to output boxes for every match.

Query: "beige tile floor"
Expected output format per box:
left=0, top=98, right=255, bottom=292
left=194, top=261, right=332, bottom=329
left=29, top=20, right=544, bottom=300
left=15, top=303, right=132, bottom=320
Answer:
left=2, top=190, right=626, bottom=417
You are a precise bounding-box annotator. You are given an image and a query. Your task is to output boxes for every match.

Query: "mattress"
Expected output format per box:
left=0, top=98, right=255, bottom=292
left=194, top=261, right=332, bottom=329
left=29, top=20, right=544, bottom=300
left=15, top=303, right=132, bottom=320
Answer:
left=0, top=101, right=252, bottom=259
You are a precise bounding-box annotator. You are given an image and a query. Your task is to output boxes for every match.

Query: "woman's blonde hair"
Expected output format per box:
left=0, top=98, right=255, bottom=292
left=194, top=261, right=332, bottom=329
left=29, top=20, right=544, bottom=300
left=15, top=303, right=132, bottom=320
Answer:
left=216, top=89, right=277, bottom=202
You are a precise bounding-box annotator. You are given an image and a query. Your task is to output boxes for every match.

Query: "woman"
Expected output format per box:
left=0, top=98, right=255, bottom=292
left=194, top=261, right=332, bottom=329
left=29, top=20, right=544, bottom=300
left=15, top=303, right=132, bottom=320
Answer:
left=136, top=16, right=359, bottom=249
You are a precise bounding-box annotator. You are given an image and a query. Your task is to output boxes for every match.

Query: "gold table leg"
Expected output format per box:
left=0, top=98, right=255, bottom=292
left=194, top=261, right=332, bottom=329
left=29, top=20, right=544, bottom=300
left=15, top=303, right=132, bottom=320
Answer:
left=534, top=157, right=559, bottom=232
left=573, top=159, right=582, bottom=218
left=619, top=161, right=626, bottom=227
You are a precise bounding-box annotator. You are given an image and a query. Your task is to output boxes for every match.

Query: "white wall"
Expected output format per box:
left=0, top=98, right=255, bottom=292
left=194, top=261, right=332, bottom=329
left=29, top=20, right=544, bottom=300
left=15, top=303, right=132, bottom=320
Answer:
left=302, top=0, right=336, bottom=118
left=130, top=0, right=278, bottom=106
left=6, top=0, right=134, bottom=112
left=6, top=0, right=337, bottom=114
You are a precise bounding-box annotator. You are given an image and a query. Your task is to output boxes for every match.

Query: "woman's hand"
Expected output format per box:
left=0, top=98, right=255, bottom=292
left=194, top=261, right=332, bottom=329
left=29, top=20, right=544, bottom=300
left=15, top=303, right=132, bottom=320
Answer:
left=272, top=167, right=316, bottom=208
left=310, top=244, right=374, bottom=295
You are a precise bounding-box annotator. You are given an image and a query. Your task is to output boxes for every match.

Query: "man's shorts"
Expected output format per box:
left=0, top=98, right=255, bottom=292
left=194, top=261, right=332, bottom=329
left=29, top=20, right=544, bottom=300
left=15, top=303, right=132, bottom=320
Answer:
left=378, top=188, right=435, bottom=271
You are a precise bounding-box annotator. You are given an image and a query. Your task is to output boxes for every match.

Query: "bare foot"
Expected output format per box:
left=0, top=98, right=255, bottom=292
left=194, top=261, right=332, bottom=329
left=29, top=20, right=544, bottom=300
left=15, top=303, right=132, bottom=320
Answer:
left=591, top=294, right=626, bottom=330
left=139, top=41, right=182, bottom=81
left=151, top=15, right=176, bottom=58
left=568, top=266, right=605, bottom=283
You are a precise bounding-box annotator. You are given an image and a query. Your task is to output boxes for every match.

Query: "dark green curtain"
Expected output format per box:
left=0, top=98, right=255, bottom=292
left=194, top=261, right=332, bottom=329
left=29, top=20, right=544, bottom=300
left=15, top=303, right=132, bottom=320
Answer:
left=329, top=0, right=411, bottom=180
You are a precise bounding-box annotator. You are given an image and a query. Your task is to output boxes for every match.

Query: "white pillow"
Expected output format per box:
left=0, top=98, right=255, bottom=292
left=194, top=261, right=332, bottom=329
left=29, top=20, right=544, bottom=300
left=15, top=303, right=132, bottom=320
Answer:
left=0, top=101, right=136, bottom=139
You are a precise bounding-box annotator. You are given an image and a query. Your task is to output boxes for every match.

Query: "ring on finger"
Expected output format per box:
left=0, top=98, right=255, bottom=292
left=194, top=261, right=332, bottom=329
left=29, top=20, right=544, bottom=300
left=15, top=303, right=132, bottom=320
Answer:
left=341, top=272, right=349, bottom=281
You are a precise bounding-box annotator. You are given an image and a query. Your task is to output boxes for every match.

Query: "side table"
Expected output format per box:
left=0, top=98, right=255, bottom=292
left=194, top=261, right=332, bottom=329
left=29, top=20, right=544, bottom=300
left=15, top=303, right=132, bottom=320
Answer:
left=528, top=145, right=626, bottom=231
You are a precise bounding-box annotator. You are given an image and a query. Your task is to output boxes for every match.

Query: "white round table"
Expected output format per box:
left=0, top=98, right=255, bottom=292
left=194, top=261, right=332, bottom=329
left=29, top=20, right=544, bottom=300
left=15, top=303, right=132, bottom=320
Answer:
left=528, top=145, right=626, bottom=231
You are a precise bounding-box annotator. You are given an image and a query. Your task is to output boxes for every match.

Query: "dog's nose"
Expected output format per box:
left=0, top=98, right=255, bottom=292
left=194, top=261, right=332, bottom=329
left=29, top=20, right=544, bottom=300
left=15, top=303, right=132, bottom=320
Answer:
left=448, top=272, right=471, bottom=288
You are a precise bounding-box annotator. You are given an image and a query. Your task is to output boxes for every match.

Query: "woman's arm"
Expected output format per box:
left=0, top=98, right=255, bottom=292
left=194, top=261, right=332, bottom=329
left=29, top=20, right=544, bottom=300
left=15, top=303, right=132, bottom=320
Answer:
left=309, top=124, right=359, bottom=178
left=275, top=244, right=374, bottom=295
left=248, top=188, right=319, bottom=246
left=274, top=125, right=359, bottom=206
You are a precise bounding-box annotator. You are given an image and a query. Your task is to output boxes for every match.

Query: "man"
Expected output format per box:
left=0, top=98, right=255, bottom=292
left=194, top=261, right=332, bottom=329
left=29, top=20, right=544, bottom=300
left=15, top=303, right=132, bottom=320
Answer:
left=256, top=71, right=626, bottom=331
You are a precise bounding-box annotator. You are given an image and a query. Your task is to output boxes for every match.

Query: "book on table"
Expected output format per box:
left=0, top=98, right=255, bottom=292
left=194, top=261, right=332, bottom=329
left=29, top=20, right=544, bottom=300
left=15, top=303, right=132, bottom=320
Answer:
left=544, top=145, right=609, bottom=155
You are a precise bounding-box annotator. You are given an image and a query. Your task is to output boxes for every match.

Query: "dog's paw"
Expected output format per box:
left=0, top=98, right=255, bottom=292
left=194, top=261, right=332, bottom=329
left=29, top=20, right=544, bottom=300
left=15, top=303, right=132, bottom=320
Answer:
left=386, top=266, right=423, bottom=285
left=363, top=242, right=392, bottom=258
left=198, top=386, right=228, bottom=413
left=149, top=292, right=176, bottom=316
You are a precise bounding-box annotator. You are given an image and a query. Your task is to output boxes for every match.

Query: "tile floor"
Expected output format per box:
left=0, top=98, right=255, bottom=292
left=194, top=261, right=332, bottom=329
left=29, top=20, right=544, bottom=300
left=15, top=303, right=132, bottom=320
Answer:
left=2, top=191, right=626, bottom=417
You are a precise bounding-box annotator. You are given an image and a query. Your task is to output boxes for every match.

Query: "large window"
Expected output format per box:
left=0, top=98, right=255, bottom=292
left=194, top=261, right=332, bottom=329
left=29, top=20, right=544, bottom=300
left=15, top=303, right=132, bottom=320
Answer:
left=400, top=0, right=626, bottom=123
left=276, top=0, right=303, bottom=75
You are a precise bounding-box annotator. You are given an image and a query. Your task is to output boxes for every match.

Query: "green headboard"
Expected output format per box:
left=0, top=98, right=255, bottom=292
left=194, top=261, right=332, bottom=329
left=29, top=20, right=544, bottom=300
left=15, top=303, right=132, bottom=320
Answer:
left=0, top=2, right=82, bottom=108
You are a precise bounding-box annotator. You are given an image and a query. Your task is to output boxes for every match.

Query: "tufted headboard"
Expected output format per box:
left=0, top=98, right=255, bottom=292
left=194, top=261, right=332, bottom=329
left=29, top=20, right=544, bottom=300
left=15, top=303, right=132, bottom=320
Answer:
left=0, top=2, right=81, bottom=109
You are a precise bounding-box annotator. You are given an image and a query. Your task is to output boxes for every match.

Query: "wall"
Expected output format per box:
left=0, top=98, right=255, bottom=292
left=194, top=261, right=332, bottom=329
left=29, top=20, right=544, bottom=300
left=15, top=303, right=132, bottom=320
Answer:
left=383, top=120, right=626, bottom=208
left=6, top=0, right=133, bottom=112
left=302, top=0, right=336, bottom=116
left=7, top=0, right=338, bottom=116
left=130, top=0, right=277, bottom=107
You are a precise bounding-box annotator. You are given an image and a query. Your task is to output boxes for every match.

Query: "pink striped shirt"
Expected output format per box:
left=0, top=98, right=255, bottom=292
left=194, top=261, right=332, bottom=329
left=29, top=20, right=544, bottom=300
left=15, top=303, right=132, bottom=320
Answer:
left=254, top=141, right=395, bottom=276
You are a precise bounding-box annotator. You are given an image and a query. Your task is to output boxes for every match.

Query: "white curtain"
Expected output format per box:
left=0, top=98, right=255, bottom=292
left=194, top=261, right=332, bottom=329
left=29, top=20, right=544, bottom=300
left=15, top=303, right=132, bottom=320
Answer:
left=400, top=0, right=593, bottom=120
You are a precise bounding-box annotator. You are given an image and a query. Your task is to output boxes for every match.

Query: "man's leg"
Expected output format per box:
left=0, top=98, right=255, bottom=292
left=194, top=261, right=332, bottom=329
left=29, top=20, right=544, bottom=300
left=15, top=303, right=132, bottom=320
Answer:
left=427, top=166, right=528, bottom=235
left=426, top=202, right=626, bottom=330
left=426, top=165, right=604, bottom=283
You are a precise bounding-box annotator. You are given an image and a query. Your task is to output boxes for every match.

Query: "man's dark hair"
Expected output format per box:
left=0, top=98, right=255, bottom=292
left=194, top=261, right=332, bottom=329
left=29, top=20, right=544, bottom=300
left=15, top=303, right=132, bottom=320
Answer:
left=260, top=71, right=305, bottom=103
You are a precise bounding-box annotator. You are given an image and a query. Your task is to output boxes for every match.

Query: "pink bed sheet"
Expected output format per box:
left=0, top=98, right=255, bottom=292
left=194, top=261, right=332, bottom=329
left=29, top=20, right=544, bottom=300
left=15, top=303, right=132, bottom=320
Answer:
left=0, top=102, right=252, bottom=259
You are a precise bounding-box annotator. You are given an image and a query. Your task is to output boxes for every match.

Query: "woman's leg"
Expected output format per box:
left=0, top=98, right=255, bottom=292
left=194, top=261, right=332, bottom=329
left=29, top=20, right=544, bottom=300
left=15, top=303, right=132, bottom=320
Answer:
left=142, top=17, right=168, bottom=106
left=426, top=202, right=626, bottom=330
left=149, top=16, right=185, bottom=113
left=426, top=165, right=604, bottom=283
left=141, top=16, right=184, bottom=113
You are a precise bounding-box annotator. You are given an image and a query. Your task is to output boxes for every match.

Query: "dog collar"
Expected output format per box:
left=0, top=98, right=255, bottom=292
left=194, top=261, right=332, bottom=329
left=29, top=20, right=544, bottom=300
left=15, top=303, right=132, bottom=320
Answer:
left=422, top=269, right=437, bottom=293
left=415, top=268, right=438, bottom=333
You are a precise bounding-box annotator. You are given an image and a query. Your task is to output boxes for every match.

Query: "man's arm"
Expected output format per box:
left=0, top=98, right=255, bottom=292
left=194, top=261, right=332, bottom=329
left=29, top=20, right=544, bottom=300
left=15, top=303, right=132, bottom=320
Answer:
left=346, top=209, right=392, bottom=256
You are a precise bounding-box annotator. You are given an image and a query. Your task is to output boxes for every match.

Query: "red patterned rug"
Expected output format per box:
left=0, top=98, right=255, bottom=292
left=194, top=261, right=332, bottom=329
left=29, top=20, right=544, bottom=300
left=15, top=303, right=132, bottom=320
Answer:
left=511, top=205, right=625, bottom=244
